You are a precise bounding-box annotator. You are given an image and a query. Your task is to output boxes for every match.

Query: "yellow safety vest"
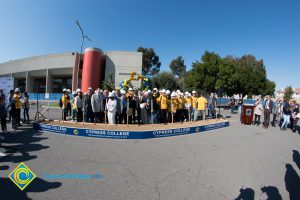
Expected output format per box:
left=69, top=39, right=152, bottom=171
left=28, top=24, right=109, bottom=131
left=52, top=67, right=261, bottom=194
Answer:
left=169, top=98, right=178, bottom=113
left=159, top=95, right=168, bottom=110
left=177, top=97, right=183, bottom=110
left=62, top=95, right=70, bottom=109
left=14, top=94, right=21, bottom=109
left=191, top=96, right=197, bottom=109
left=197, top=97, right=207, bottom=111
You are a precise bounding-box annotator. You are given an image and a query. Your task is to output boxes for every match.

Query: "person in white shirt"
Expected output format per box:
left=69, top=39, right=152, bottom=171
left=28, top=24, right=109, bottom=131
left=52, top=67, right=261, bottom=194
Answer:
left=106, top=92, right=117, bottom=124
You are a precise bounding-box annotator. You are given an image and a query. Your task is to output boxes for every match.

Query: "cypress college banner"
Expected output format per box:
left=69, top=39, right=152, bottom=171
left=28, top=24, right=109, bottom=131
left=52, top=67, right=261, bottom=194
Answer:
left=33, top=121, right=230, bottom=139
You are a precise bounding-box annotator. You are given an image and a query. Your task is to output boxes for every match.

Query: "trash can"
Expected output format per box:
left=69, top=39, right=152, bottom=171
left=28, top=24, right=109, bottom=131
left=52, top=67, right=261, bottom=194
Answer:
left=241, top=104, right=255, bottom=124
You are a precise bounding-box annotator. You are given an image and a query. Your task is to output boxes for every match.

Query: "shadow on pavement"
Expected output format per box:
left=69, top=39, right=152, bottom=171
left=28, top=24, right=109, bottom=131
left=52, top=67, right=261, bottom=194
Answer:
left=234, top=188, right=255, bottom=200
left=293, top=150, right=300, bottom=170
left=285, top=150, right=300, bottom=200
left=0, top=126, right=49, bottom=163
left=0, top=177, right=62, bottom=200
left=261, top=186, right=282, bottom=200
left=0, top=124, right=62, bottom=199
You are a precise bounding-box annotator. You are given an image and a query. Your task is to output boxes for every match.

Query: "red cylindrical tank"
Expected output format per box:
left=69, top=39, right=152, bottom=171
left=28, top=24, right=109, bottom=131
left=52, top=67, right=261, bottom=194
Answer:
left=81, top=48, right=105, bottom=93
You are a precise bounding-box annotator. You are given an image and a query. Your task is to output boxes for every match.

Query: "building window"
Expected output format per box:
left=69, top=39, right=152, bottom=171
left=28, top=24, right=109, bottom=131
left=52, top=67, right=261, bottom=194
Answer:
left=17, top=79, right=26, bottom=93
left=52, top=77, right=72, bottom=93
left=34, top=78, right=46, bottom=93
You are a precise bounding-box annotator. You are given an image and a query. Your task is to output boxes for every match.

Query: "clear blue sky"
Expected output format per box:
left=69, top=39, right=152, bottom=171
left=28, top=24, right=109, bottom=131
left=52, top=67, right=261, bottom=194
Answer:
left=0, top=0, right=299, bottom=90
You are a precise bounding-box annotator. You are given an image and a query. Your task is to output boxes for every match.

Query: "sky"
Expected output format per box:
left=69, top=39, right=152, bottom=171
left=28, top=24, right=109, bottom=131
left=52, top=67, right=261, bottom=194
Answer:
left=0, top=0, right=299, bottom=90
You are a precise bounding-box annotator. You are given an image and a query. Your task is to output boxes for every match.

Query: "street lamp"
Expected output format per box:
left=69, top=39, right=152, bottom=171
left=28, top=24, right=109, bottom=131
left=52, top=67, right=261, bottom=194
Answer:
left=75, top=19, right=91, bottom=89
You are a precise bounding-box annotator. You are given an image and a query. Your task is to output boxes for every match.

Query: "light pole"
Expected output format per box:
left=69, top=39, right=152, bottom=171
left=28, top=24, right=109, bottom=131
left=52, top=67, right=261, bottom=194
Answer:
left=75, top=19, right=91, bottom=89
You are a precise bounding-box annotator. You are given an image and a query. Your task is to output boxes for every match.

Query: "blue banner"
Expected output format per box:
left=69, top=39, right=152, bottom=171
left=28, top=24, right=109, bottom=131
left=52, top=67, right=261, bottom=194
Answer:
left=33, top=121, right=230, bottom=139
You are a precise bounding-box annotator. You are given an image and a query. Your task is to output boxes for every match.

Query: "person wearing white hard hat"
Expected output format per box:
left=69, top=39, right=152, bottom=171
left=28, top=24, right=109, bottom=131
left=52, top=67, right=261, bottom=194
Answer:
left=184, top=92, right=192, bottom=122
left=140, top=91, right=150, bottom=124
left=83, top=87, right=94, bottom=123
left=176, top=91, right=184, bottom=123
left=74, top=89, right=83, bottom=122
left=13, top=88, right=22, bottom=126
left=71, top=91, right=78, bottom=121
left=106, top=92, right=117, bottom=124
left=59, top=88, right=71, bottom=121
left=169, top=92, right=178, bottom=123
left=157, top=89, right=168, bottom=124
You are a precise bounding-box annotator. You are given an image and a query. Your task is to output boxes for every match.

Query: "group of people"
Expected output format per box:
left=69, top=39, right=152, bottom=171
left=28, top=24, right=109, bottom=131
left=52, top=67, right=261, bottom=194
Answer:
left=60, top=87, right=218, bottom=125
left=253, top=96, right=299, bottom=132
left=0, top=88, right=30, bottom=137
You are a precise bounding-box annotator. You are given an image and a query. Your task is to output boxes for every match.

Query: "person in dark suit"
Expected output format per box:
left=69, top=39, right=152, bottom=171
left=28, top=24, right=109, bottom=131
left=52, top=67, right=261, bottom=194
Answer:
left=263, top=95, right=273, bottom=129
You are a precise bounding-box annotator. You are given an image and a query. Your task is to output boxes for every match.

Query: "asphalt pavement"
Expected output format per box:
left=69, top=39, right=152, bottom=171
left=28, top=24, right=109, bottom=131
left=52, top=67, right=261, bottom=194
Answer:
left=0, top=107, right=300, bottom=200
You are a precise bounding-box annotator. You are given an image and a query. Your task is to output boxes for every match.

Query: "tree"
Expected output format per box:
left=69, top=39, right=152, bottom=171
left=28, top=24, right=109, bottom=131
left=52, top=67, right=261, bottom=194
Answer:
left=151, top=72, right=181, bottom=91
left=101, top=73, right=115, bottom=91
left=216, top=56, right=238, bottom=97
left=284, top=86, right=294, bottom=101
left=234, top=55, right=268, bottom=97
left=169, top=56, right=186, bottom=77
left=262, top=80, right=276, bottom=96
left=184, top=51, right=221, bottom=94
left=137, top=47, right=161, bottom=76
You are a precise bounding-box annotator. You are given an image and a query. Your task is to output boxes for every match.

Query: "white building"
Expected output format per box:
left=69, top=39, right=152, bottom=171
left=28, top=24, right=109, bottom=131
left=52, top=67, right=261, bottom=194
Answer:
left=0, top=48, right=142, bottom=93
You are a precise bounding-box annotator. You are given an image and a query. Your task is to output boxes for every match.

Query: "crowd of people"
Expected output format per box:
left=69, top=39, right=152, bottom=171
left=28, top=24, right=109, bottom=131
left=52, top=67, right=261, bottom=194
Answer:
left=253, top=96, right=300, bottom=132
left=0, top=88, right=30, bottom=137
left=59, top=87, right=218, bottom=125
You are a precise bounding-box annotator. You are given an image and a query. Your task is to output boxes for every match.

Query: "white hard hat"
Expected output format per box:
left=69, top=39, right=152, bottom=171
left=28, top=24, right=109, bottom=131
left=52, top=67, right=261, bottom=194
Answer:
left=128, top=88, right=133, bottom=91
left=63, top=88, right=67, bottom=92
left=147, top=89, right=152, bottom=93
left=192, top=90, right=196, bottom=94
left=120, top=90, right=126, bottom=94
left=185, top=91, right=189, bottom=95
left=140, top=103, right=146, bottom=109
left=67, top=89, right=71, bottom=93
left=171, top=92, right=176, bottom=97
left=166, top=90, right=171, bottom=94
left=99, top=89, right=103, bottom=93
left=161, top=89, right=166, bottom=93
left=15, top=88, right=20, bottom=93
left=153, top=88, right=158, bottom=91
left=108, top=92, right=114, bottom=97
left=176, top=90, right=180, bottom=93
left=76, top=88, right=81, bottom=92
left=88, top=87, right=93, bottom=91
